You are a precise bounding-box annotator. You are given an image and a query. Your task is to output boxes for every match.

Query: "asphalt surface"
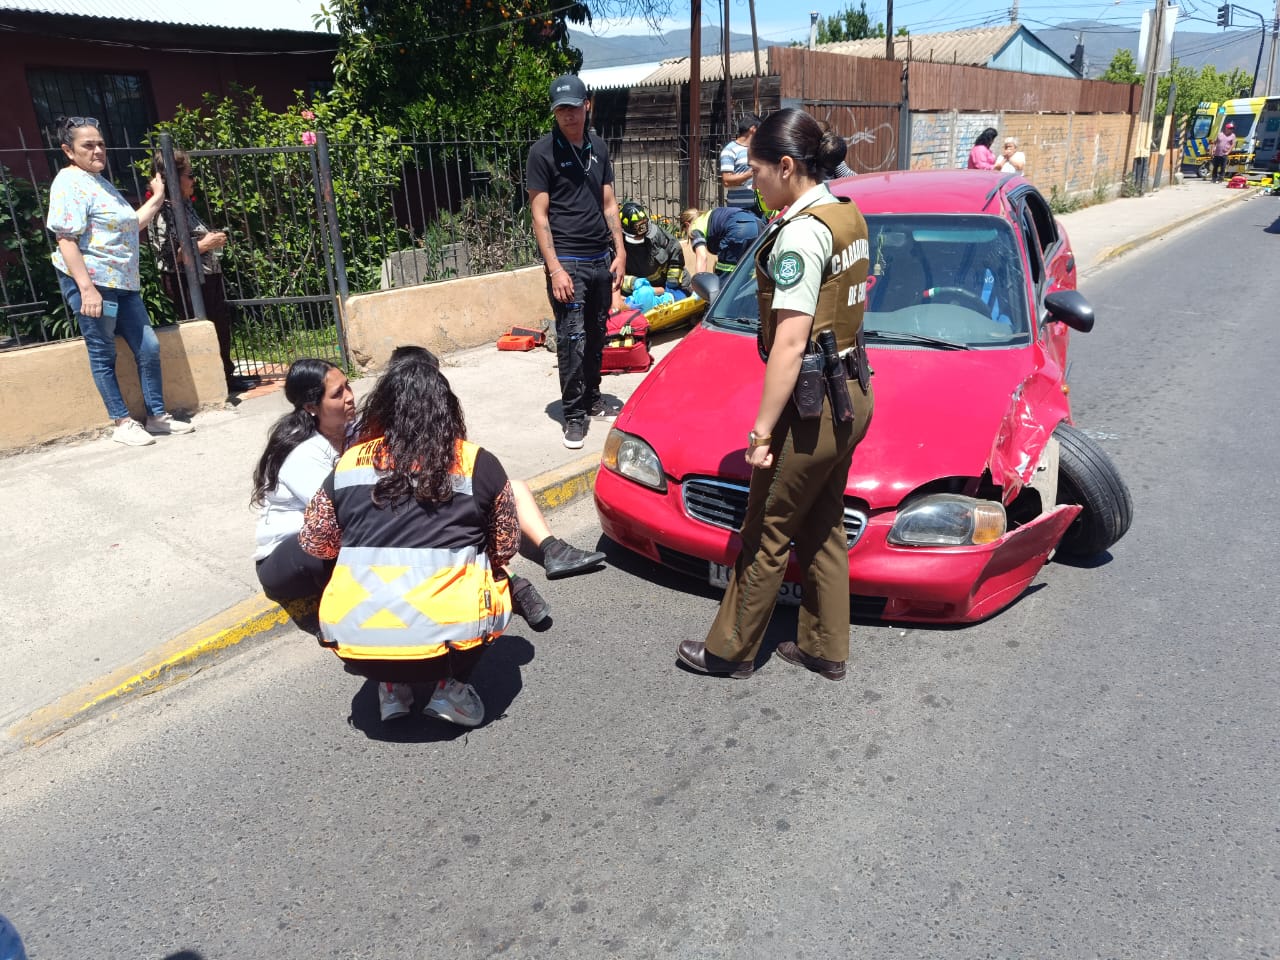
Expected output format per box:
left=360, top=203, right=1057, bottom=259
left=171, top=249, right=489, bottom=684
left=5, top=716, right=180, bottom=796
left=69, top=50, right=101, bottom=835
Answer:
left=0, top=197, right=1276, bottom=958
left=0, top=173, right=1249, bottom=748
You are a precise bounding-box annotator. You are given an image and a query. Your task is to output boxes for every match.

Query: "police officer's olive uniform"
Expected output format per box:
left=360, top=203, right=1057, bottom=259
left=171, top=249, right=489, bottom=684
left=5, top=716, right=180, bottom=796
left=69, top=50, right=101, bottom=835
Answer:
left=704, top=184, right=874, bottom=666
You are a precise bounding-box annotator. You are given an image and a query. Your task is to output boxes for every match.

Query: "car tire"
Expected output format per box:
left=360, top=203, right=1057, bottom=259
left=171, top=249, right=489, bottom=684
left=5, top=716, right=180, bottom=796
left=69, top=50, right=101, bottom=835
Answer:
left=1054, top=422, right=1133, bottom=558
left=1198, top=159, right=1211, bottom=179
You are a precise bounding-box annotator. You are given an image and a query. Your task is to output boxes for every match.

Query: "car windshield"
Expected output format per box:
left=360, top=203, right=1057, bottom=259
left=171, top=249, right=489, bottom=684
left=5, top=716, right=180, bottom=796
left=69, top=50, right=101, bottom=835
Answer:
left=706, top=213, right=1031, bottom=347
left=1191, top=115, right=1213, bottom=138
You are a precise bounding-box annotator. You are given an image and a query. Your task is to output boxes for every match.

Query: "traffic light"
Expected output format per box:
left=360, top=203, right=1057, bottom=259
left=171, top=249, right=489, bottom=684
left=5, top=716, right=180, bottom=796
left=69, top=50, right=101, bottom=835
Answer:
left=1217, top=3, right=1230, bottom=27
left=1070, top=43, right=1085, bottom=75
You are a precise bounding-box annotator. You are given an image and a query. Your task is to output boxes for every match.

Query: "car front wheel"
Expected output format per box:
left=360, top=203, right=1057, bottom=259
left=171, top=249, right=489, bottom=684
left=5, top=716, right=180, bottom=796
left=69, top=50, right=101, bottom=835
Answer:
left=1054, top=422, right=1134, bottom=558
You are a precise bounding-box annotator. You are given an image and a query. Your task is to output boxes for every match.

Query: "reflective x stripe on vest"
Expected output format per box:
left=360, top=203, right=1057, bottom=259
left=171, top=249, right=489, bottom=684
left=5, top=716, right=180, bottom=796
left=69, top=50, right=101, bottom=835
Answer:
left=319, top=438, right=511, bottom=660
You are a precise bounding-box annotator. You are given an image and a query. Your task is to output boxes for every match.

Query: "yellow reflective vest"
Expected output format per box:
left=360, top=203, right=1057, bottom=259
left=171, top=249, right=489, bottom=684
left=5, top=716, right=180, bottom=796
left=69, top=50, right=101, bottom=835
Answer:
left=318, top=437, right=511, bottom=662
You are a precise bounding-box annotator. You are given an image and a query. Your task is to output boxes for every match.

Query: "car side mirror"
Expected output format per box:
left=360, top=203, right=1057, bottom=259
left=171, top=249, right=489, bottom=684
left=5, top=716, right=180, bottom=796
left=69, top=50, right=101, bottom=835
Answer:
left=690, top=271, right=722, bottom=303
left=1044, top=289, right=1095, bottom=333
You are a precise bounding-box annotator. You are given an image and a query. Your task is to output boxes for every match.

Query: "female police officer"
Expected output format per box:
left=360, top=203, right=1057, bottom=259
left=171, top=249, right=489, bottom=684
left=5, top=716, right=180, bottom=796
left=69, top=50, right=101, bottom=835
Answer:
left=677, top=108, right=874, bottom=682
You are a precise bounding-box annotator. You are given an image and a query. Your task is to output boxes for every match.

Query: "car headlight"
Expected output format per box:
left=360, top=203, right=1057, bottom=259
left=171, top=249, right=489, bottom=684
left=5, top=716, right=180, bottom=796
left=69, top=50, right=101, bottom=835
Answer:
left=888, top=494, right=1006, bottom=546
left=602, top=428, right=666, bottom=492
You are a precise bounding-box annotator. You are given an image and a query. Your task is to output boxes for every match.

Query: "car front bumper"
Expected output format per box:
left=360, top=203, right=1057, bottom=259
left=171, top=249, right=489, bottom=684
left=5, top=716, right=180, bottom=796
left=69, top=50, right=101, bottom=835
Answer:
left=594, top=466, right=1081, bottom=624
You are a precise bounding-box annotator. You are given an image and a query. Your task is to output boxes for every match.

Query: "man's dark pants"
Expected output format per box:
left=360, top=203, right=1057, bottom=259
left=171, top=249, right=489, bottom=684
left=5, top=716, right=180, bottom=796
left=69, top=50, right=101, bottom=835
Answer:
left=1211, top=155, right=1227, bottom=182
left=546, top=254, right=613, bottom=425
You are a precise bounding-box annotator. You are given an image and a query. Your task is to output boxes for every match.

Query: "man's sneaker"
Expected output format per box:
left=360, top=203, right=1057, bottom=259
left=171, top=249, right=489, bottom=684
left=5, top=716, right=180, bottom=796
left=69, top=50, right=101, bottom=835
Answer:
left=563, top=419, right=586, bottom=449
left=510, top=574, right=551, bottom=631
left=112, top=419, right=155, bottom=447
left=589, top=398, right=619, bottom=421
left=378, top=682, right=414, bottom=721
left=541, top=537, right=607, bottom=580
left=145, top=413, right=195, bottom=436
left=423, top=678, right=485, bottom=728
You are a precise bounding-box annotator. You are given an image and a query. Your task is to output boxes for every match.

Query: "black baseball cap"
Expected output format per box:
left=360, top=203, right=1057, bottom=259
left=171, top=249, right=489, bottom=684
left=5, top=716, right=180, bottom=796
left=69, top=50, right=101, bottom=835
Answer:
left=550, top=74, right=588, bottom=110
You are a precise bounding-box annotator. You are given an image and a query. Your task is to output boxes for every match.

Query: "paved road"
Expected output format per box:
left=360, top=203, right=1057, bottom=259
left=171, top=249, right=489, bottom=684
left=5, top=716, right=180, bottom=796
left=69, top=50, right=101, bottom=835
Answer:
left=1, top=199, right=1277, bottom=959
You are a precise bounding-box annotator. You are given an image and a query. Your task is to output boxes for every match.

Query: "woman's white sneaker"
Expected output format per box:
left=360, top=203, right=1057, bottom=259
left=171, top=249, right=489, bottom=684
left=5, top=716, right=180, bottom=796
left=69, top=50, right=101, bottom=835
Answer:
left=145, top=413, right=195, bottom=435
left=423, top=679, right=485, bottom=727
left=112, top=419, right=155, bottom=446
left=378, top=682, right=414, bottom=722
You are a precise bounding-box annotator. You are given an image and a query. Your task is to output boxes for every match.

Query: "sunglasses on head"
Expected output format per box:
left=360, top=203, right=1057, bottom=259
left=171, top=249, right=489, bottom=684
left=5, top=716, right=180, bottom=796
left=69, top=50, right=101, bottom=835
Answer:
left=65, top=116, right=100, bottom=129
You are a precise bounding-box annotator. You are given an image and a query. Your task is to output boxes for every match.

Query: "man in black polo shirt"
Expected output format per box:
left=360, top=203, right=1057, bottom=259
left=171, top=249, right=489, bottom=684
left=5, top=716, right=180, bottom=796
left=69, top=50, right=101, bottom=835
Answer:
left=526, top=74, right=626, bottom=449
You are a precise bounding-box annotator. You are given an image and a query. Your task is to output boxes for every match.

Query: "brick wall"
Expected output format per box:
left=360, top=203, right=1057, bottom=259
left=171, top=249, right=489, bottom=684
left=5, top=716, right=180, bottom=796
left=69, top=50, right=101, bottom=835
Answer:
left=909, top=111, right=1137, bottom=197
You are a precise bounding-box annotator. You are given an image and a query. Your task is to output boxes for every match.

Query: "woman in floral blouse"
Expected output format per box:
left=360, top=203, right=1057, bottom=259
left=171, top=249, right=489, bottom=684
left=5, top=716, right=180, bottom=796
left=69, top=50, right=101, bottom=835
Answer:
left=46, top=116, right=195, bottom=447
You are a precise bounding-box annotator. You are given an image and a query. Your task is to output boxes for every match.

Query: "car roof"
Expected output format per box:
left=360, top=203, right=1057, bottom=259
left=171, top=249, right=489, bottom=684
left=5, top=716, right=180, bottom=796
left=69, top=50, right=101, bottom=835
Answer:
left=829, top=169, right=1021, bottom=216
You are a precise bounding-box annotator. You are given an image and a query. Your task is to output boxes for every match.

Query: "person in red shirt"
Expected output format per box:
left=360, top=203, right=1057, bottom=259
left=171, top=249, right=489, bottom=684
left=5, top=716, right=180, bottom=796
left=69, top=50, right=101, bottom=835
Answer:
left=1212, top=122, right=1236, bottom=183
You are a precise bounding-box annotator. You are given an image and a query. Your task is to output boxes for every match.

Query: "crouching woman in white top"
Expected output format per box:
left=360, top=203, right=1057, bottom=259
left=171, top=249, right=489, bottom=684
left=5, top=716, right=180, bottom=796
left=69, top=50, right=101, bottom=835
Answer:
left=252, top=359, right=355, bottom=602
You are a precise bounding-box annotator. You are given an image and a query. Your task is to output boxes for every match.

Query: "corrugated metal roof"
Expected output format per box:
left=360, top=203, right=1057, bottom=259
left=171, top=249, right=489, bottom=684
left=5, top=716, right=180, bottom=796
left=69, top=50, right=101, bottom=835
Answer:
left=0, top=0, right=328, bottom=33
left=635, top=25, right=1033, bottom=86
left=817, top=24, right=1020, bottom=66
left=580, top=62, right=666, bottom=91
left=636, top=48, right=771, bottom=87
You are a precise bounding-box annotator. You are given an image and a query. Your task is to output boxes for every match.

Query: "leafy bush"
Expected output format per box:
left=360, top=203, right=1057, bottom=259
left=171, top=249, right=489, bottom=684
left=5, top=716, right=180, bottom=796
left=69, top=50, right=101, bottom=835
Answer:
left=148, top=87, right=412, bottom=300
left=0, top=168, right=74, bottom=345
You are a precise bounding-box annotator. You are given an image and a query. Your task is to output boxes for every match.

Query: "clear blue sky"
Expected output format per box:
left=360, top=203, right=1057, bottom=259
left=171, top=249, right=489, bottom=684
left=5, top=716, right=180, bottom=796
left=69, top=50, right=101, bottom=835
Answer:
left=587, top=0, right=1222, bottom=48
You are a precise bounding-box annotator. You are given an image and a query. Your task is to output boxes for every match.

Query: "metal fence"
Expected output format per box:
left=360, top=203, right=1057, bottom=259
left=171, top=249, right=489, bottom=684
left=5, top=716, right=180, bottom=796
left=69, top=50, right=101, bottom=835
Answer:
left=1, top=122, right=731, bottom=367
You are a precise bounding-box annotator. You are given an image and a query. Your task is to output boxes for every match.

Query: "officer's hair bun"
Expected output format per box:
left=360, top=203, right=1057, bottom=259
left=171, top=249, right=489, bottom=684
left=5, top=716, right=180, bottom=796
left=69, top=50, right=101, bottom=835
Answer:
left=815, top=131, right=848, bottom=178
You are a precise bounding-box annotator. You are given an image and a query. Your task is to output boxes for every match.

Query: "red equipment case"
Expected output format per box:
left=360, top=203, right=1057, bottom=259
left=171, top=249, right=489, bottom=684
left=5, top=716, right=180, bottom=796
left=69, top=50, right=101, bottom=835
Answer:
left=601, top=308, right=652, bottom=373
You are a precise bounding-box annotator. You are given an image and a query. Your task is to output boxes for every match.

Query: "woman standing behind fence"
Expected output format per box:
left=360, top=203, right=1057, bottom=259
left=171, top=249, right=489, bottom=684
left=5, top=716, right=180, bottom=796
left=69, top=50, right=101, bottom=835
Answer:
left=150, top=149, right=253, bottom=395
left=46, top=116, right=194, bottom=446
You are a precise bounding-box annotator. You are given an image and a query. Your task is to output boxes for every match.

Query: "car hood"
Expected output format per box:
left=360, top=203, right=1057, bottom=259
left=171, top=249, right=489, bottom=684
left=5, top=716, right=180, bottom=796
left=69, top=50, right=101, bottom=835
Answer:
left=617, top=323, right=1039, bottom=510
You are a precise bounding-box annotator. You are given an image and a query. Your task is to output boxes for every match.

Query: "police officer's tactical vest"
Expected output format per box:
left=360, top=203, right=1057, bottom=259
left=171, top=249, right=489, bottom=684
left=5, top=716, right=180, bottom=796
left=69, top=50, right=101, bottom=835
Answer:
left=319, top=437, right=512, bottom=662
left=755, top=198, right=869, bottom=356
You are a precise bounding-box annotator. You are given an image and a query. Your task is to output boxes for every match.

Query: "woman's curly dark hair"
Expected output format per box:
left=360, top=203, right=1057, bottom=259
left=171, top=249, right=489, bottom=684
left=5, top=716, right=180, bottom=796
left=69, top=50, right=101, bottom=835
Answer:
left=359, top=350, right=466, bottom=507
left=251, top=358, right=338, bottom=507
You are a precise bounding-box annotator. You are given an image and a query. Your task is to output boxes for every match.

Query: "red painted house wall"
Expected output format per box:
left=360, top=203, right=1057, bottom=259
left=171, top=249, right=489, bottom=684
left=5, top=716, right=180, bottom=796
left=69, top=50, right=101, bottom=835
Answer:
left=0, top=18, right=334, bottom=173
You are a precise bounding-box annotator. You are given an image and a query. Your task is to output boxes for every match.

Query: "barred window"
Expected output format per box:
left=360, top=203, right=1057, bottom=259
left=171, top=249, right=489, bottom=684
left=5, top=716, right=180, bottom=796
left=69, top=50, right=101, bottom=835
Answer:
left=27, top=68, right=157, bottom=176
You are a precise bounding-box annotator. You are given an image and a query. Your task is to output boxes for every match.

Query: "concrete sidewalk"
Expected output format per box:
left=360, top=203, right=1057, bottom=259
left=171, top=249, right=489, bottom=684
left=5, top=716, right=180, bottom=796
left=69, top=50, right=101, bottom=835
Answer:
left=1, top=175, right=1261, bottom=750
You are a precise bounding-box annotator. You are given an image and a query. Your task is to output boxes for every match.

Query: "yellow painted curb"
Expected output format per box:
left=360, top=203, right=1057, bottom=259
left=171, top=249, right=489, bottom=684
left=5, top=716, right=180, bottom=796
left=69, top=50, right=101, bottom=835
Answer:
left=526, top=452, right=601, bottom=513
left=8, top=594, right=286, bottom=748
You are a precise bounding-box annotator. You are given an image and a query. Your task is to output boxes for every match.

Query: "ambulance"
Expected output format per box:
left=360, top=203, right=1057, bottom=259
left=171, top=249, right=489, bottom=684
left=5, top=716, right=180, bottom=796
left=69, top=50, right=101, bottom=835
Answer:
left=1217, top=96, right=1267, bottom=175
left=1183, top=97, right=1268, bottom=177
left=1181, top=101, right=1221, bottom=178
left=1252, top=97, right=1280, bottom=171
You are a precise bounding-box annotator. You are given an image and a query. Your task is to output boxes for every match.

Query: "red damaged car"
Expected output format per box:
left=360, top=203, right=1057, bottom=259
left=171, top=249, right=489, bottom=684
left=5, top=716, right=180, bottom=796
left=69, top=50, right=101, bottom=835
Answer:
left=593, top=170, right=1132, bottom=623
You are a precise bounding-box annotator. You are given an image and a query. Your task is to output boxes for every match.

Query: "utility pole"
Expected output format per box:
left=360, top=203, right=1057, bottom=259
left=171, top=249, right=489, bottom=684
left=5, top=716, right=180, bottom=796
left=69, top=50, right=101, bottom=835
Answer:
left=1269, top=2, right=1279, bottom=94
left=886, top=0, right=894, bottom=60
left=1010, top=0, right=1019, bottom=23
left=688, top=0, right=702, bottom=207
left=748, top=0, right=761, bottom=113
left=1135, top=0, right=1170, bottom=193
left=723, top=0, right=732, bottom=147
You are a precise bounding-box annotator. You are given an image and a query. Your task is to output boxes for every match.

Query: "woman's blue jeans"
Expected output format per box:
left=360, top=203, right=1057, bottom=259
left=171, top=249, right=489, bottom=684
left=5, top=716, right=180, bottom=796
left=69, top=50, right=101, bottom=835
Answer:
left=58, top=272, right=165, bottom=421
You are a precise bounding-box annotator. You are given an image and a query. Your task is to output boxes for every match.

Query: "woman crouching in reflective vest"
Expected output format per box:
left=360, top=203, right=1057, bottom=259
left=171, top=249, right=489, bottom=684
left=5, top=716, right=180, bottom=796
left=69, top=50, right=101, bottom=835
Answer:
left=298, top=351, right=518, bottom=726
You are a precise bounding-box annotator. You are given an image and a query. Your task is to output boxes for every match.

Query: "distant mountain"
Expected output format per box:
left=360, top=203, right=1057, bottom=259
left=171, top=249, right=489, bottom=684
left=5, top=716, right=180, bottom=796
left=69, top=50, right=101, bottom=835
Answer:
left=1035, top=19, right=1270, bottom=80
left=571, top=27, right=768, bottom=70
left=574, top=19, right=1273, bottom=82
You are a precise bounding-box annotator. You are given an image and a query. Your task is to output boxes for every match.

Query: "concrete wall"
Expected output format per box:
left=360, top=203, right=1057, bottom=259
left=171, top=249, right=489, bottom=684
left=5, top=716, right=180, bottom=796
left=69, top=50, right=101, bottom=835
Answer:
left=0, top=321, right=226, bottom=453
left=344, top=265, right=554, bottom=372
left=910, top=111, right=1136, bottom=196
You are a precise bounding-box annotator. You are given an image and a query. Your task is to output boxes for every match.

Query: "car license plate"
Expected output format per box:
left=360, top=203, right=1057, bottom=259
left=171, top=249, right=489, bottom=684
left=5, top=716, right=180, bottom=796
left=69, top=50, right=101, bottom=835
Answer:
left=708, top=562, right=803, bottom=606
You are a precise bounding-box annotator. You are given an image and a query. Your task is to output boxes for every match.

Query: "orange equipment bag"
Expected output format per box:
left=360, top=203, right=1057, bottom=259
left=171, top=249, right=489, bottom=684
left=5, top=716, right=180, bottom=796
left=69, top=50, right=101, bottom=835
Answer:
left=496, top=326, right=547, bottom=351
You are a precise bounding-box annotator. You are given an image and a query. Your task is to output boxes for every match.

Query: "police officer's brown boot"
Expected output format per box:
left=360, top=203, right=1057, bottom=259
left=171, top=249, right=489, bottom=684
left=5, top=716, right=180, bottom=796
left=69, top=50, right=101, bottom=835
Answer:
left=676, top=639, right=754, bottom=679
left=775, top=640, right=846, bottom=681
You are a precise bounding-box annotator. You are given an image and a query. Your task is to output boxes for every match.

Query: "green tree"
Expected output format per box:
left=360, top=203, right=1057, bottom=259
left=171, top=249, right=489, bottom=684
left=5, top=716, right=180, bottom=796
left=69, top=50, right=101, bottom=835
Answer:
left=816, top=1, right=885, bottom=43
left=1156, top=61, right=1254, bottom=126
left=315, top=0, right=591, bottom=130
left=1100, top=49, right=1141, bottom=85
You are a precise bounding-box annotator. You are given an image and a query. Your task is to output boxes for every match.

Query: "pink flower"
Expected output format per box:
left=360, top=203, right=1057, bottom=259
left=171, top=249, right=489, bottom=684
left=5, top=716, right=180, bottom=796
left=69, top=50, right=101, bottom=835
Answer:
left=301, top=130, right=317, bottom=146
left=301, top=109, right=316, bottom=121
